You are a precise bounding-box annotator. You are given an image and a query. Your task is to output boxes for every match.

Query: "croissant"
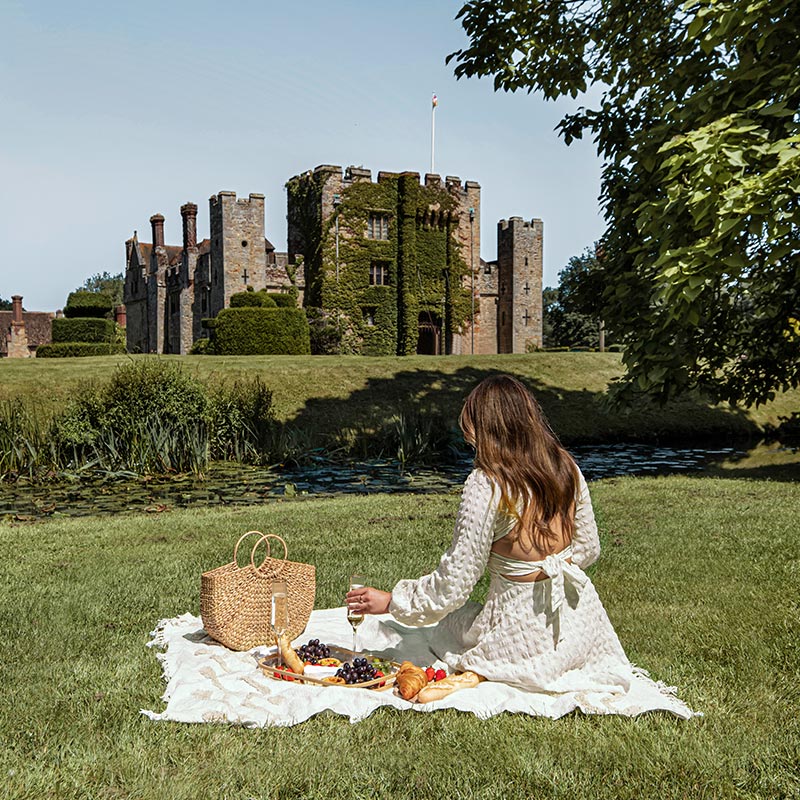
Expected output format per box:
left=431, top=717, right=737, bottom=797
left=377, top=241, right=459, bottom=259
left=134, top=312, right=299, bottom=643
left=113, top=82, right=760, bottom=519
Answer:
left=395, top=661, right=428, bottom=700
left=277, top=633, right=305, bottom=675
left=416, top=671, right=484, bottom=703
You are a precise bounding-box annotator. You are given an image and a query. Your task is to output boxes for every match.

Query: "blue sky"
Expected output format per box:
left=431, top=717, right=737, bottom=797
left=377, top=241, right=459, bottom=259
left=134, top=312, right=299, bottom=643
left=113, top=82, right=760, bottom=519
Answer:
left=0, top=0, right=604, bottom=311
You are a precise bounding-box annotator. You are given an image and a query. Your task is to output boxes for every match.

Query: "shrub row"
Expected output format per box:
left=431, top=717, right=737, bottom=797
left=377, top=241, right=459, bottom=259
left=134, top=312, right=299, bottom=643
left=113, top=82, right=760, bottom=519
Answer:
left=52, top=317, right=117, bottom=344
left=37, top=342, right=126, bottom=358
left=209, top=308, right=310, bottom=355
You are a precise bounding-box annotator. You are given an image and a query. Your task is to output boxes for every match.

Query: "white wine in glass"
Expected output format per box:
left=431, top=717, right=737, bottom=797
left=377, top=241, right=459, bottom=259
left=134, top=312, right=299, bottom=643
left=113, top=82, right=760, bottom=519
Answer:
left=271, top=580, right=288, bottom=667
left=347, top=574, right=366, bottom=654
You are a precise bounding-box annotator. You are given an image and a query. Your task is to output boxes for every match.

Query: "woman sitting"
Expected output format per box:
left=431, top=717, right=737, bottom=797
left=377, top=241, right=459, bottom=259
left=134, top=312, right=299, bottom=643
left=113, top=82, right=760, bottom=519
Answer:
left=347, top=374, right=694, bottom=715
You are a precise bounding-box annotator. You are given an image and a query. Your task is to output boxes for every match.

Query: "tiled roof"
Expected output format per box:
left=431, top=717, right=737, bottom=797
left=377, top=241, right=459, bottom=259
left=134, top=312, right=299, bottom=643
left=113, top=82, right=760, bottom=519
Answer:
left=0, top=310, right=54, bottom=354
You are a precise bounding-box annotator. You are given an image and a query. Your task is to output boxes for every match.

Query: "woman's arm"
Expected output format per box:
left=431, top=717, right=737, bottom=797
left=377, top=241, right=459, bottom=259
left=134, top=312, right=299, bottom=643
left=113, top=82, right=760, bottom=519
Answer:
left=387, top=469, right=499, bottom=626
left=571, top=468, right=600, bottom=569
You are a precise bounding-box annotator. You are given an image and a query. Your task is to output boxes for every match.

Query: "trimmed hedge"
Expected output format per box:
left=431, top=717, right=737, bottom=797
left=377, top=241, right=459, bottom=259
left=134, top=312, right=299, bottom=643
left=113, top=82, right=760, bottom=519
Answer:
left=64, top=291, right=113, bottom=318
left=37, top=342, right=127, bottom=358
left=211, top=308, right=310, bottom=355
left=189, top=337, right=211, bottom=354
left=230, top=291, right=277, bottom=308
left=52, top=317, right=117, bottom=344
left=266, top=293, right=296, bottom=308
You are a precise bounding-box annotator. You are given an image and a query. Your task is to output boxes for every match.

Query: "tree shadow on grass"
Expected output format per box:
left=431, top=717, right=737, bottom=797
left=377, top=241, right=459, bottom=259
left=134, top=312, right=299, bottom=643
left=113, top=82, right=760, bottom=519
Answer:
left=284, top=363, right=762, bottom=451
left=705, top=440, right=799, bottom=483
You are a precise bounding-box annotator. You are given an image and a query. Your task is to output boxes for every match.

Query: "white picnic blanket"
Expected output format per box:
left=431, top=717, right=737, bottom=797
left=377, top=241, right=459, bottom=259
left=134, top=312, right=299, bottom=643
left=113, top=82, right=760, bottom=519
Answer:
left=142, top=608, right=697, bottom=726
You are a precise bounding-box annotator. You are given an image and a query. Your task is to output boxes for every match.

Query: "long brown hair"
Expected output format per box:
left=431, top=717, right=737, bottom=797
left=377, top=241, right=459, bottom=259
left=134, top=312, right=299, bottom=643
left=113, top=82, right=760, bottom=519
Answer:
left=459, top=374, right=578, bottom=551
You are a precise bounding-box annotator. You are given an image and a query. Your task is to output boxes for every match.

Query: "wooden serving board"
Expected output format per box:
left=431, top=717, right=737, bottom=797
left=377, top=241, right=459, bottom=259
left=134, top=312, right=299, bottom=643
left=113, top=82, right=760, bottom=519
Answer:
left=258, top=646, right=400, bottom=690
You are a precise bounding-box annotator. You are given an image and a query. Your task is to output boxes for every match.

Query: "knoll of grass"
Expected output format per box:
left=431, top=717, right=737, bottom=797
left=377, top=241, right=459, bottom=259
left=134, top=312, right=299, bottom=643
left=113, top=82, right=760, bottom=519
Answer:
left=1, top=353, right=797, bottom=445
left=2, top=476, right=798, bottom=799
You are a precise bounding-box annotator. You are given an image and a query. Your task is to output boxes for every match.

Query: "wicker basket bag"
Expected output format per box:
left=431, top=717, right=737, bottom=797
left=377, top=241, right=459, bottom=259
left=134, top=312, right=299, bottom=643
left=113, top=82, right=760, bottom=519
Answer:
left=200, top=531, right=316, bottom=651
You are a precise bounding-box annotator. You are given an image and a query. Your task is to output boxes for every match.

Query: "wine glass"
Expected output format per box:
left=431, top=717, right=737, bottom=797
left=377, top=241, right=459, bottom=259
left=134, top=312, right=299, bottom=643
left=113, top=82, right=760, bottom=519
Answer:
left=347, top=574, right=366, bottom=654
left=270, top=580, right=288, bottom=667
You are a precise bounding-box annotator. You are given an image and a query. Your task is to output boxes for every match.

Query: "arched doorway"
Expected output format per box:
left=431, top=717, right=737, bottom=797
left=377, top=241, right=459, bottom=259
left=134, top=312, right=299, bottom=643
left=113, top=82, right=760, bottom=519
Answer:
left=417, top=311, right=442, bottom=355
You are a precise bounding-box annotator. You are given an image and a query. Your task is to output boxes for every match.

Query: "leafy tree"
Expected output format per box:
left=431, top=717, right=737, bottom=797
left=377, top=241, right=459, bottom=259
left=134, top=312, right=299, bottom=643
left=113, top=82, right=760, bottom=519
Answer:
left=543, top=247, right=607, bottom=348
left=76, top=272, right=124, bottom=306
left=450, top=0, right=800, bottom=405
left=0, top=297, right=12, bottom=311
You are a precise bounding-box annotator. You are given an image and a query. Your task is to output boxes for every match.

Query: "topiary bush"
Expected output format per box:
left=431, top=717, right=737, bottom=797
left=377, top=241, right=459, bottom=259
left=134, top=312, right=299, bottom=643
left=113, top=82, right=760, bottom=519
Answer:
left=52, top=317, right=117, bottom=344
left=37, top=342, right=126, bottom=358
left=211, top=308, right=310, bottom=355
left=189, top=337, right=212, bottom=354
left=267, top=293, right=296, bottom=308
left=229, top=290, right=277, bottom=308
left=63, top=291, right=113, bottom=319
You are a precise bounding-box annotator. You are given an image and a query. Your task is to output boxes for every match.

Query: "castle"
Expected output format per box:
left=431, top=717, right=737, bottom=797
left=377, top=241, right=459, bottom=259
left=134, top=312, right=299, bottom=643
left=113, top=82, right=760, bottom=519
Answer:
left=124, top=165, right=543, bottom=356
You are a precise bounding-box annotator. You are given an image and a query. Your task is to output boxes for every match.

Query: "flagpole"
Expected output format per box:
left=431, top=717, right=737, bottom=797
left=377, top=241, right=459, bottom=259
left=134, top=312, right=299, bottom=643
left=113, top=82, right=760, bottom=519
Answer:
left=431, top=94, right=437, bottom=173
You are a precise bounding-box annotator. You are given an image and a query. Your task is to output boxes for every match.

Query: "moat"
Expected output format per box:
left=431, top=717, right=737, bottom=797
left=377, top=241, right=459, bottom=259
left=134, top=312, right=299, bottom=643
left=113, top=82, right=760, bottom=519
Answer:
left=3, top=440, right=796, bottom=520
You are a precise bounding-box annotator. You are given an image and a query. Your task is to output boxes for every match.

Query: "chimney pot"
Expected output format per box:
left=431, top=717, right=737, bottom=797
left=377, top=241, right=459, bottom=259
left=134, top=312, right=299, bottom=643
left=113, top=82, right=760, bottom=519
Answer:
left=150, top=214, right=165, bottom=247
left=11, top=295, right=22, bottom=325
left=180, top=203, right=198, bottom=251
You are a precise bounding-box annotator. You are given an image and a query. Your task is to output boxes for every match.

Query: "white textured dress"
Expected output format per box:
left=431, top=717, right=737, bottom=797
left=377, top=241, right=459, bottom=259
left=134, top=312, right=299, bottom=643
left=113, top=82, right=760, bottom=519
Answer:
left=389, top=468, right=697, bottom=717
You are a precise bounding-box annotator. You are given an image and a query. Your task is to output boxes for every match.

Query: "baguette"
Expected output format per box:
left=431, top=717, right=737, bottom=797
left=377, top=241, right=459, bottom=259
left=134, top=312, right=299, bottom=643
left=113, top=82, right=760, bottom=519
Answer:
left=276, top=633, right=305, bottom=675
left=416, top=671, right=484, bottom=703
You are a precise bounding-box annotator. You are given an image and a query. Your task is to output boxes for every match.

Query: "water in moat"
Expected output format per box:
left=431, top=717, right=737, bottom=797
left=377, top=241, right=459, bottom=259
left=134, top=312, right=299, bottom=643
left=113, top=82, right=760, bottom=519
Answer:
left=4, top=440, right=795, bottom=520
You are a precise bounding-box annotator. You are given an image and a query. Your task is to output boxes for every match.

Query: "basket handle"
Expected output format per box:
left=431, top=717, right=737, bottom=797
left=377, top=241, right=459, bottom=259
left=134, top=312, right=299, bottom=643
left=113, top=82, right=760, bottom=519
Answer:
left=233, top=530, right=269, bottom=566
left=250, top=533, right=289, bottom=577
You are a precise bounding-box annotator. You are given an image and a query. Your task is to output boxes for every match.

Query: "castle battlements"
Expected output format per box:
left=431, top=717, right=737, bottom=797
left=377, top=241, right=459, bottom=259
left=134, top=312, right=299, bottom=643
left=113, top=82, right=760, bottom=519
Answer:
left=295, top=164, right=480, bottom=195
left=498, top=217, right=543, bottom=230
left=209, top=191, right=264, bottom=208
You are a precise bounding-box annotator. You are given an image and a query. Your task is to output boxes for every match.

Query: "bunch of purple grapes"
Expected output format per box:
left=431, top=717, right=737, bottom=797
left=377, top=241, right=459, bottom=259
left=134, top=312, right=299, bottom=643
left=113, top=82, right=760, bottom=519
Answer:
left=335, top=657, right=377, bottom=684
left=296, top=638, right=330, bottom=665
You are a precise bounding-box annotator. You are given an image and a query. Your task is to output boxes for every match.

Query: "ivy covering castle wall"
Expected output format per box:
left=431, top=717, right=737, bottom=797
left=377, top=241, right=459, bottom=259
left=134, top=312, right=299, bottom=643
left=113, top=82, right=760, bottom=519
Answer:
left=286, top=168, right=472, bottom=356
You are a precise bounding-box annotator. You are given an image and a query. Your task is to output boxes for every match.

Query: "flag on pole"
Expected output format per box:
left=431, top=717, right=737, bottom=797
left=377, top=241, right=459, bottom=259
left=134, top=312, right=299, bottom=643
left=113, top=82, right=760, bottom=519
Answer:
left=432, top=93, right=438, bottom=108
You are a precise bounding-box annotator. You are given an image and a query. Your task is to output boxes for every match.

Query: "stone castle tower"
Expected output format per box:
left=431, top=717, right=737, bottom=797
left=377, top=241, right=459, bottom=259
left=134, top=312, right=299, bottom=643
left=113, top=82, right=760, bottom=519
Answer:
left=286, top=164, right=542, bottom=355
left=124, top=192, right=300, bottom=354
left=497, top=217, right=544, bottom=353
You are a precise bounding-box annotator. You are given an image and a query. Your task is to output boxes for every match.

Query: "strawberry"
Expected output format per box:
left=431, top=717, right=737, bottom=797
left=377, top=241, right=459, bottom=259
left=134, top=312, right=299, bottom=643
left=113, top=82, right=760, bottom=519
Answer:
left=425, top=666, right=435, bottom=682
left=435, top=669, right=446, bottom=681
left=375, top=669, right=385, bottom=687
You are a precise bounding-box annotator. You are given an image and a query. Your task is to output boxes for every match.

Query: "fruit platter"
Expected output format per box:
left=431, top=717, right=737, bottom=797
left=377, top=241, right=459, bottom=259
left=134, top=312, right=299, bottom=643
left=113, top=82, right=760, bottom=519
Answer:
left=258, top=637, right=401, bottom=690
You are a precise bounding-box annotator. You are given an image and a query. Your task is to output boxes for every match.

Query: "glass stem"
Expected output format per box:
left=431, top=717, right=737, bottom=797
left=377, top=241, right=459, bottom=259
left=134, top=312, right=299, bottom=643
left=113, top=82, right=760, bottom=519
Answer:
left=352, top=627, right=357, bottom=654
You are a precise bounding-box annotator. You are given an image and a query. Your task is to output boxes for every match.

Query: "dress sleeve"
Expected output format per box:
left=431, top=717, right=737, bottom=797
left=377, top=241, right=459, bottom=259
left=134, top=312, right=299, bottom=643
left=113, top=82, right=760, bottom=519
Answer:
left=389, top=469, right=499, bottom=626
left=571, top=468, right=600, bottom=569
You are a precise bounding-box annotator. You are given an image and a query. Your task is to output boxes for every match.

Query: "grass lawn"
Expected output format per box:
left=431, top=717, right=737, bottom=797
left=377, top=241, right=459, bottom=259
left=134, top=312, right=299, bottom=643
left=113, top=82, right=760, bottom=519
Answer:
left=1, top=352, right=797, bottom=445
left=2, top=475, right=798, bottom=799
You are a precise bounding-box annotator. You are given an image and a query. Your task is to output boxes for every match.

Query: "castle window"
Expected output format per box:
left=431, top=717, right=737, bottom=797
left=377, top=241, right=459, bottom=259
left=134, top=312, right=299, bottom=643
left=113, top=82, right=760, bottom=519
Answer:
left=201, top=293, right=207, bottom=312
left=363, top=307, right=377, bottom=326
left=170, top=295, right=178, bottom=314
left=525, top=257, right=528, bottom=266
left=242, top=240, right=248, bottom=248
left=369, top=261, right=390, bottom=286
left=367, top=213, right=389, bottom=240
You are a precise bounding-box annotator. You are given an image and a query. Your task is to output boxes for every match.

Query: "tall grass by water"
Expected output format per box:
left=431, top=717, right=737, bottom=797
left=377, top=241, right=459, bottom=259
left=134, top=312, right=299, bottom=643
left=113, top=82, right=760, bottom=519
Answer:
left=0, top=360, right=466, bottom=481
left=1, top=475, right=798, bottom=799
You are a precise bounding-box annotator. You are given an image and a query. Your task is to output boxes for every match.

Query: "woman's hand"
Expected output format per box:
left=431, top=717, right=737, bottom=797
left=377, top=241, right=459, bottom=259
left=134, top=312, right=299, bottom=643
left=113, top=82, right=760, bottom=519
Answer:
left=345, top=586, right=392, bottom=616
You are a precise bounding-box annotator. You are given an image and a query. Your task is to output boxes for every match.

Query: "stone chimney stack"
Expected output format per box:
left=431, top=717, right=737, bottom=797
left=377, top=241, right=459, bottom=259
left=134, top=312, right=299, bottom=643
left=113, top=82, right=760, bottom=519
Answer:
left=11, top=295, right=22, bottom=325
left=150, top=214, right=165, bottom=247
left=180, top=203, right=198, bottom=251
